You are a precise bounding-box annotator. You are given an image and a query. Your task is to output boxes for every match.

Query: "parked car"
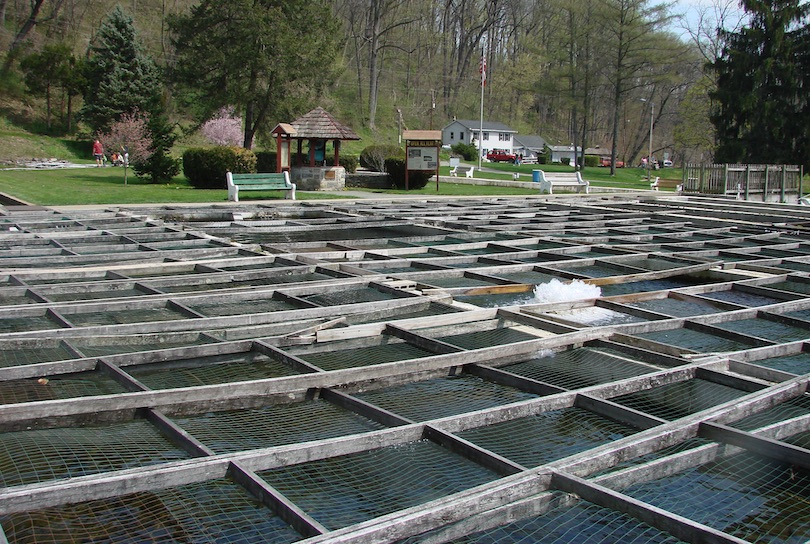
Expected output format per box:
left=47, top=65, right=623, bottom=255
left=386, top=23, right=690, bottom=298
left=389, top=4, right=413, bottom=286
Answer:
left=662, top=159, right=673, bottom=167
left=486, top=149, right=517, bottom=163
left=599, top=156, right=625, bottom=168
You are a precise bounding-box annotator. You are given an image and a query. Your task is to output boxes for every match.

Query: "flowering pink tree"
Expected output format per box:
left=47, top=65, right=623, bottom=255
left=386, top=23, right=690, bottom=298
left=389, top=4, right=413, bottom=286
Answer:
left=200, top=107, right=243, bottom=146
left=97, top=111, right=152, bottom=184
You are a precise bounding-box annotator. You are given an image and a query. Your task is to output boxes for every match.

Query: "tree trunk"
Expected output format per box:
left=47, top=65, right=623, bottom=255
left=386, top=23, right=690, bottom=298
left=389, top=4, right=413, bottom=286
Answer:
left=367, top=0, right=383, bottom=130
left=244, top=101, right=255, bottom=149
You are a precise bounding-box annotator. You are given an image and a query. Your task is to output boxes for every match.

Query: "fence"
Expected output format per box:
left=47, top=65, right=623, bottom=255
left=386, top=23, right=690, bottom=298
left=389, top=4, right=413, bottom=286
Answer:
left=682, top=164, right=804, bottom=202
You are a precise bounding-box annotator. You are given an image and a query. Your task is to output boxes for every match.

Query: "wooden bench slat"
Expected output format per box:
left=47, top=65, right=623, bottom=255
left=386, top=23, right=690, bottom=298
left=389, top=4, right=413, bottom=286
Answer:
left=226, top=171, right=296, bottom=201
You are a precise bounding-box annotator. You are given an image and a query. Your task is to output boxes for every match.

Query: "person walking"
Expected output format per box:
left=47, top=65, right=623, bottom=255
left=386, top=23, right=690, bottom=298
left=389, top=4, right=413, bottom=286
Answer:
left=93, top=139, right=104, bottom=167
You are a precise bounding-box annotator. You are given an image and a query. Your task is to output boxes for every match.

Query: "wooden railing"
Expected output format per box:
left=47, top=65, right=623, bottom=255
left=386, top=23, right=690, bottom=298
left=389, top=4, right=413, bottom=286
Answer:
left=682, top=164, right=804, bottom=202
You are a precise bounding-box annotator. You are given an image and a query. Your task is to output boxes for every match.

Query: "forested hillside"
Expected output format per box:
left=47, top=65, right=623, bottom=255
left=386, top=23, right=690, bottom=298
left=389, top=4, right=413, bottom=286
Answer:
left=1, top=0, right=805, bottom=169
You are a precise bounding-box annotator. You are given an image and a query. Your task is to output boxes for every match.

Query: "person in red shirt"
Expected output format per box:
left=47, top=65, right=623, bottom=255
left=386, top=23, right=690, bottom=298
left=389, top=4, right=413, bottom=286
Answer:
left=92, top=139, right=104, bottom=167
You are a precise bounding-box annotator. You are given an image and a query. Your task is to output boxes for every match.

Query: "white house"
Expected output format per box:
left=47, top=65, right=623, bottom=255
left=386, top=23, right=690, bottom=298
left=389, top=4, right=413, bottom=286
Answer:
left=547, top=145, right=582, bottom=164
left=442, top=119, right=517, bottom=158
left=513, top=135, right=546, bottom=162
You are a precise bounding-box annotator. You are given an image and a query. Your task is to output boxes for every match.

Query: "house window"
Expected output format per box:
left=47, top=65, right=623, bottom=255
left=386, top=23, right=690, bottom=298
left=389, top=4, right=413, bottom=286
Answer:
left=483, top=132, right=489, bottom=141
left=499, top=132, right=510, bottom=142
left=450, top=132, right=454, bottom=140
left=460, top=132, right=464, bottom=141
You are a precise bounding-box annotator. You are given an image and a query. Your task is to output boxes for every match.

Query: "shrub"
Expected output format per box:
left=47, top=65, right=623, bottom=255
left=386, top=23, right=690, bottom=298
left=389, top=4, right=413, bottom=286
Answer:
left=451, top=142, right=477, bottom=161
left=384, top=157, right=432, bottom=190
left=338, top=154, right=358, bottom=173
left=255, top=151, right=277, bottom=173
left=561, top=157, right=570, bottom=166
left=360, top=144, right=403, bottom=172
left=182, top=146, right=257, bottom=189
left=583, top=155, right=599, bottom=167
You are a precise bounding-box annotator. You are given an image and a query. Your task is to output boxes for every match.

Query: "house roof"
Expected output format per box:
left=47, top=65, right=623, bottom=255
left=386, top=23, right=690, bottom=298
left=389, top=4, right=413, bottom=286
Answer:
left=445, top=119, right=516, bottom=133
left=290, top=107, right=360, bottom=140
left=513, top=135, right=546, bottom=150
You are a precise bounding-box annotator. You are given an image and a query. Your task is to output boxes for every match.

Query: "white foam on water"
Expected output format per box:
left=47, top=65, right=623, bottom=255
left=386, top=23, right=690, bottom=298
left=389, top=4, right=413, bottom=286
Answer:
left=532, top=279, right=626, bottom=325
left=534, top=348, right=556, bottom=359
left=532, top=278, right=601, bottom=303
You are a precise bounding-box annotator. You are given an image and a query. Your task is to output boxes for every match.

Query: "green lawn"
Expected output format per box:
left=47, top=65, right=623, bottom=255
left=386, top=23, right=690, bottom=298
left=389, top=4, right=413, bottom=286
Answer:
left=0, top=162, right=680, bottom=206
left=0, top=167, right=349, bottom=205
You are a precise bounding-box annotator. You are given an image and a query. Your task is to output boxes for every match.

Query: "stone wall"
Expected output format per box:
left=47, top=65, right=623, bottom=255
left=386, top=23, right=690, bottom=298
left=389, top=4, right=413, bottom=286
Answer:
left=290, top=166, right=346, bottom=191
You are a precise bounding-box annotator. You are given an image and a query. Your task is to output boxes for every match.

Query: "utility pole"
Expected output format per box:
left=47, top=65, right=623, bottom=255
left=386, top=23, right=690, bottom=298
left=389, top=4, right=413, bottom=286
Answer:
left=478, top=43, right=486, bottom=169
left=641, top=98, right=654, bottom=182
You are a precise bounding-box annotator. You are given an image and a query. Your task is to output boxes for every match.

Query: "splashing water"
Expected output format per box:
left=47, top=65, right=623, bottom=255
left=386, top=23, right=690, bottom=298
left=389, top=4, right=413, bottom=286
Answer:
left=532, top=279, right=601, bottom=303
left=532, top=279, right=627, bottom=325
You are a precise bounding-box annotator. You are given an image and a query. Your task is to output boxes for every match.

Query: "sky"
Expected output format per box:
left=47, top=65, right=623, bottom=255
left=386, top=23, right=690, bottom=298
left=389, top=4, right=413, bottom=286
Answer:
left=669, top=0, right=748, bottom=40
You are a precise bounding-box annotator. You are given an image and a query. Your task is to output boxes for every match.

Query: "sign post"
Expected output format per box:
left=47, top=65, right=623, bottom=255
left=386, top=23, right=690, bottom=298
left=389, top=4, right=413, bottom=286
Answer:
left=403, top=130, right=442, bottom=192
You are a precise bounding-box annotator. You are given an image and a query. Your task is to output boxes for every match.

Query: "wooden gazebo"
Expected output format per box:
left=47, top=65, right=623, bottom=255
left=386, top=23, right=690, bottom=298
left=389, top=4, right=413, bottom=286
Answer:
left=290, top=107, right=359, bottom=167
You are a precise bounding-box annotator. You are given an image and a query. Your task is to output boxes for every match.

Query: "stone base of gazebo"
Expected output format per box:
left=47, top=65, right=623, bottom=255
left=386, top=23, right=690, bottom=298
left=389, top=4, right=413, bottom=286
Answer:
left=289, top=166, right=345, bottom=191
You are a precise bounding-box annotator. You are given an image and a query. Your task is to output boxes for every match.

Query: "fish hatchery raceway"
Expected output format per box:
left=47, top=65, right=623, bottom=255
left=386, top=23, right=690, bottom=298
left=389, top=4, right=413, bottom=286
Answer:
left=1, top=191, right=810, bottom=543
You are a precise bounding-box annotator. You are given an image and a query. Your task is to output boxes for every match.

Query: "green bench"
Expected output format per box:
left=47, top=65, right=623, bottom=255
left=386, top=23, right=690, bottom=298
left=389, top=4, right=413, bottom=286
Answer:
left=226, top=171, right=296, bottom=201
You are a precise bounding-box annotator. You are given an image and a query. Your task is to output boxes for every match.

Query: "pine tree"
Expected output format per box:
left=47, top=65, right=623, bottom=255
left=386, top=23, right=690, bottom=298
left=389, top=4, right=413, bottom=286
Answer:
left=168, top=0, right=341, bottom=149
left=81, top=6, right=178, bottom=182
left=710, top=0, right=810, bottom=168
left=81, top=6, right=162, bottom=133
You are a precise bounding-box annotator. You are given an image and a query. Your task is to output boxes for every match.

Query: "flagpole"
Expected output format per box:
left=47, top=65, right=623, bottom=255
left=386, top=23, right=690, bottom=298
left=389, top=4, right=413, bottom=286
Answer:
left=478, top=43, right=486, bottom=170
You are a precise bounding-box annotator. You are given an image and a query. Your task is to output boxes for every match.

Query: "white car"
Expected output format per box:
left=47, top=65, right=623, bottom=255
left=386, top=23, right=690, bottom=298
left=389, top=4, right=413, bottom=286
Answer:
left=663, top=159, right=673, bottom=167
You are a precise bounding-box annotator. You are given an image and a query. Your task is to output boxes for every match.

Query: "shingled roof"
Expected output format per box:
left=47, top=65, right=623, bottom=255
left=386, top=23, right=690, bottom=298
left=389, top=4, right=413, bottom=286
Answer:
left=289, top=107, right=360, bottom=140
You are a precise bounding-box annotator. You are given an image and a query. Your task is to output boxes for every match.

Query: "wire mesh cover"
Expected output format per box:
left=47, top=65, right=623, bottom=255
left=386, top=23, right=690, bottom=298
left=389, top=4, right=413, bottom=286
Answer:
left=457, top=407, right=637, bottom=468
left=70, top=334, right=217, bottom=358
left=303, top=287, right=399, bottom=306
left=65, top=306, right=187, bottom=327
left=0, top=419, right=190, bottom=488
left=184, top=297, right=302, bottom=317
left=588, top=437, right=714, bottom=479
left=619, top=450, right=810, bottom=542
left=728, top=395, right=810, bottom=432
left=436, top=327, right=540, bottom=350
left=400, top=492, right=687, bottom=543
left=625, top=297, right=725, bottom=317
left=610, top=378, right=748, bottom=421
left=126, top=351, right=300, bottom=389
left=353, top=373, right=539, bottom=422
left=501, top=348, right=653, bottom=390
left=173, top=398, right=386, bottom=454
left=0, top=314, right=62, bottom=334
left=699, top=289, right=787, bottom=307
left=744, top=350, right=810, bottom=375
left=0, top=372, right=128, bottom=405
left=714, top=317, right=810, bottom=343
left=0, top=345, right=78, bottom=368
left=297, top=341, right=436, bottom=371
left=343, top=302, right=461, bottom=326
left=258, top=439, right=501, bottom=531
left=636, top=327, right=757, bottom=353
left=0, top=478, right=301, bottom=544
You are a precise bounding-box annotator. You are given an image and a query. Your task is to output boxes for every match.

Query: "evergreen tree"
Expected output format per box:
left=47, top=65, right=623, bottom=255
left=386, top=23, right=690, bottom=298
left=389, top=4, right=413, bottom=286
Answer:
left=167, top=0, right=341, bottom=149
left=20, top=44, right=73, bottom=131
left=710, top=0, right=810, bottom=168
left=81, top=6, right=162, bottom=133
left=82, top=6, right=179, bottom=182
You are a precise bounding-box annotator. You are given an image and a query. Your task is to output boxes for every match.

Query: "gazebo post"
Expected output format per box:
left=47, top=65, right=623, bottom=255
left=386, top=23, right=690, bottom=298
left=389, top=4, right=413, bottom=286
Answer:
left=296, top=139, right=303, bottom=166
left=334, top=139, right=341, bottom=166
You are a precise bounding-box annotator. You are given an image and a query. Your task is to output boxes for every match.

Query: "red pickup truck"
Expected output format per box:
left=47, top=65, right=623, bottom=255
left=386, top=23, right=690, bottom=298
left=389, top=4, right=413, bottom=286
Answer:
left=486, top=149, right=517, bottom=163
